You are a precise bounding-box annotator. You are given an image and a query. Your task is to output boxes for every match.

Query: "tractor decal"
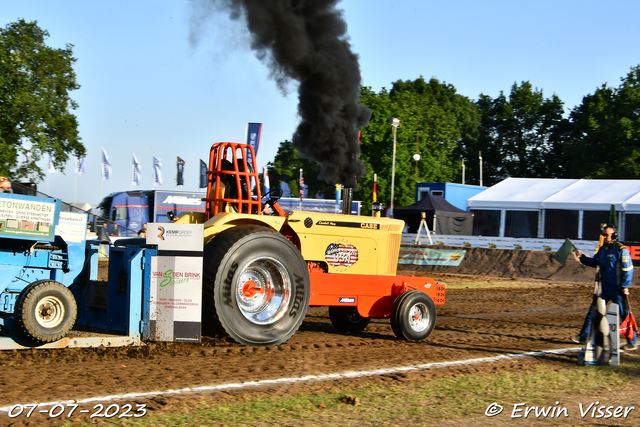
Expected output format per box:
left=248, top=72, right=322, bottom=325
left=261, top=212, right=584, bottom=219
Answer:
left=325, top=241, right=358, bottom=268
left=316, top=220, right=380, bottom=230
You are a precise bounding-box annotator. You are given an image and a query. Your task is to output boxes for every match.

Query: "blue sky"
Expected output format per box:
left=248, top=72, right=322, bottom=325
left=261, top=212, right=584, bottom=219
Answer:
left=3, top=0, right=639, bottom=205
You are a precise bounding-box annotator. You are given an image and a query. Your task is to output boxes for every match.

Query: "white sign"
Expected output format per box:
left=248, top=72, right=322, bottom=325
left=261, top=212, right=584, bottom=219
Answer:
left=147, top=222, right=204, bottom=252
left=56, top=211, right=88, bottom=243
left=147, top=223, right=204, bottom=343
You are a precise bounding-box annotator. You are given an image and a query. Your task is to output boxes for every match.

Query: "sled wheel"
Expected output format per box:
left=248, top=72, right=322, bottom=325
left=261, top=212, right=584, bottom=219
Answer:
left=203, top=225, right=310, bottom=346
left=390, top=290, right=436, bottom=341
left=14, top=280, right=77, bottom=344
left=329, top=307, right=371, bottom=333
left=390, top=290, right=414, bottom=339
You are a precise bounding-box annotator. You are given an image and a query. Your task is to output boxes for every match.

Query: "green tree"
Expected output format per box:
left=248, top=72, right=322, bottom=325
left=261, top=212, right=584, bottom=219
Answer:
left=0, top=19, right=84, bottom=180
left=356, top=77, right=480, bottom=214
left=460, top=82, right=565, bottom=185
left=564, top=65, right=640, bottom=178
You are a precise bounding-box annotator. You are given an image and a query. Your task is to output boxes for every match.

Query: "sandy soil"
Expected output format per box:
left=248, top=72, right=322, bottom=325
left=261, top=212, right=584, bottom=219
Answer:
left=0, top=247, right=637, bottom=426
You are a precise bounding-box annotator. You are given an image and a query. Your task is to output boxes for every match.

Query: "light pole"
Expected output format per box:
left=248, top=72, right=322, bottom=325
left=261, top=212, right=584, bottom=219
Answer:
left=388, top=117, right=400, bottom=218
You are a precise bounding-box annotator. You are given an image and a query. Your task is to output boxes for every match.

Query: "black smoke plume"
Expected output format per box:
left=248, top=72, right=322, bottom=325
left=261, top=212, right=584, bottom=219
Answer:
left=194, top=0, right=370, bottom=188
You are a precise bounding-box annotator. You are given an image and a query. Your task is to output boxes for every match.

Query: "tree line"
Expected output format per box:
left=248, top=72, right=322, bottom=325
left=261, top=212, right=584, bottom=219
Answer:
left=269, top=66, right=640, bottom=214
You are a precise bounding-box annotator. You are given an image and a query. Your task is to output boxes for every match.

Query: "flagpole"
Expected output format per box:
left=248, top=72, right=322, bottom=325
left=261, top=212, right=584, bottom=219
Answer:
left=74, top=174, right=77, bottom=203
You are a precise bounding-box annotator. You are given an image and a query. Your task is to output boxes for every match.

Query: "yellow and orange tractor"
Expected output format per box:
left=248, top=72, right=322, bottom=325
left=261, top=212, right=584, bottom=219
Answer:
left=177, top=142, right=445, bottom=346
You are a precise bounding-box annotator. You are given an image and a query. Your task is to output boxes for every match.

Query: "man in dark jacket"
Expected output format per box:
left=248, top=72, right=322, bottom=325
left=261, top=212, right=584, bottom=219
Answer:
left=573, top=225, right=637, bottom=350
left=97, top=222, right=111, bottom=243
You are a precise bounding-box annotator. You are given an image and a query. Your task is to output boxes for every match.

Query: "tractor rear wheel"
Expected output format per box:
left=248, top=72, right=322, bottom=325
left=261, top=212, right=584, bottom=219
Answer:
left=329, top=307, right=371, bottom=333
left=14, top=280, right=77, bottom=344
left=203, top=225, right=310, bottom=346
left=390, top=290, right=436, bottom=341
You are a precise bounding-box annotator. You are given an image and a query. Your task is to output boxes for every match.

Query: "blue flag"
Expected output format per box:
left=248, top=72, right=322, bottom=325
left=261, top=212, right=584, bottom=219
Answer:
left=200, top=159, right=207, bottom=188
left=177, top=156, right=185, bottom=186
left=245, top=123, right=262, bottom=155
left=245, top=122, right=262, bottom=169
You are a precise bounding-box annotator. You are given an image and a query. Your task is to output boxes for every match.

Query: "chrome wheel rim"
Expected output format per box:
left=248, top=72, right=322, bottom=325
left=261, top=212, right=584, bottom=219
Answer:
left=236, top=257, right=291, bottom=325
left=408, top=302, right=430, bottom=332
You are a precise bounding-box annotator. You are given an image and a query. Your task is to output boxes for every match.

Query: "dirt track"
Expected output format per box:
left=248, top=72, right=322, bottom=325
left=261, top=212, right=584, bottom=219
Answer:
left=0, top=248, right=638, bottom=426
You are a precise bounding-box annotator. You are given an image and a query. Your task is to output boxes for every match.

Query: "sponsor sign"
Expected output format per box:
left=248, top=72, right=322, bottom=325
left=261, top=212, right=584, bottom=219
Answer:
left=339, top=297, right=356, bottom=304
left=56, top=212, right=88, bottom=243
left=403, top=234, right=600, bottom=253
left=399, top=247, right=466, bottom=266
left=149, top=256, right=203, bottom=342
left=147, top=222, right=203, bottom=252
left=147, top=223, right=204, bottom=342
left=0, top=195, right=58, bottom=240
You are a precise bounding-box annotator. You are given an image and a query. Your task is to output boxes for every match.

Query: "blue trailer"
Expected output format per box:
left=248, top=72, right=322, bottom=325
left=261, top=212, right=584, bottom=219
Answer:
left=0, top=193, right=89, bottom=345
left=0, top=191, right=204, bottom=350
left=98, top=190, right=206, bottom=236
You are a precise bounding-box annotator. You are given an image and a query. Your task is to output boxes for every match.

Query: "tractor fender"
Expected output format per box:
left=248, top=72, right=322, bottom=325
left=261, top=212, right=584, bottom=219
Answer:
left=202, top=213, right=291, bottom=245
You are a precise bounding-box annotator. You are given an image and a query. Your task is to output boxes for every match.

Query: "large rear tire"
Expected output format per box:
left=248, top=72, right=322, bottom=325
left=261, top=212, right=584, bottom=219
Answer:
left=390, top=290, right=436, bottom=341
left=203, top=225, right=310, bottom=346
left=14, top=280, right=77, bottom=344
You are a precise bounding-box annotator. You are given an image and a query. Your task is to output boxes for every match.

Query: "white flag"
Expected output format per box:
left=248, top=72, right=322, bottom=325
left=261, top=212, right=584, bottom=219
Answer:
left=263, top=166, right=270, bottom=194
left=48, top=154, right=57, bottom=173
left=75, top=156, right=85, bottom=176
left=132, top=154, right=142, bottom=186
left=153, top=155, right=162, bottom=186
left=102, top=148, right=112, bottom=181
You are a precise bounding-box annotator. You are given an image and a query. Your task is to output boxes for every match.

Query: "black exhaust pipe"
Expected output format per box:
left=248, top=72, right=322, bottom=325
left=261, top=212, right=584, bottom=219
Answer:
left=342, top=187, right=353, bottom=215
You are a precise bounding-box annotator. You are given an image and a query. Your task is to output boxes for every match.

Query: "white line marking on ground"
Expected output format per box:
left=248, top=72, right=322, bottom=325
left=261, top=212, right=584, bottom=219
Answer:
left=0, top=347, right=581, bottom=412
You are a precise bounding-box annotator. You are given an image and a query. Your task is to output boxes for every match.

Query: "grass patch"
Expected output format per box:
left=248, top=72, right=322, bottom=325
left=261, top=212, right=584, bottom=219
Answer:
left=101, top=358, right=640, bottom=427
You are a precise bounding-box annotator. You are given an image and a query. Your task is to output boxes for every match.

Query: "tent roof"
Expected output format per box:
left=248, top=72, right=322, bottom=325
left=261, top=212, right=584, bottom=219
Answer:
left=396, top=194, right=469, bottom=214
left=468, top=178, right=640, bottom=211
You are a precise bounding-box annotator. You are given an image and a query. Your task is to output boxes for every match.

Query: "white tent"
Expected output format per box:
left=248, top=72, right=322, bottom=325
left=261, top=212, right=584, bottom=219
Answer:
left=467, top=178, right=640, bottom=241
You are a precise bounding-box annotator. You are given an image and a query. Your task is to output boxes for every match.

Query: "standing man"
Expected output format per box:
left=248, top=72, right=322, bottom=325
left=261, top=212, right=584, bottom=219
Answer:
left=97, top=222, right=111, bottom=243
left=572, top=224, right=637, bottom=350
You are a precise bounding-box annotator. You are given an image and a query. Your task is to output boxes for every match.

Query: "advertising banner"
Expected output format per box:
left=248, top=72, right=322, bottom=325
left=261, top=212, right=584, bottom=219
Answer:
left=402, top=234, right=600, bottom=253
left=147, top=223, right=204, bottom=342
left=149, top=256, right=203, bottom=342
left=0, top=194, right=59, bottom=241
left=399, top=247, right=466, bottom=266
left=56, top=211, right=88, bottom=243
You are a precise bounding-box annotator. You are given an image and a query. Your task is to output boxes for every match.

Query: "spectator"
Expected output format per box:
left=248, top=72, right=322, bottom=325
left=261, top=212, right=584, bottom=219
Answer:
left=0, top=177, right=12, bottom=193
left=109, top=224, right=120, bottom=237
left=97, top=223, right=111, bottom=243
left=137, top=224, right=147, bottom=237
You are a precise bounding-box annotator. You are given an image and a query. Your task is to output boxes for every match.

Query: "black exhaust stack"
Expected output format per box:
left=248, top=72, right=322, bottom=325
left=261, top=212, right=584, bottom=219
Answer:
left=342, top=187, right=353, bottom=215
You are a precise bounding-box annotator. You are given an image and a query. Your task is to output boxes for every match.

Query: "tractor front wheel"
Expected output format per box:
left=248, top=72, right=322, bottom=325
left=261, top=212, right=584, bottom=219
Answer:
left=390, top=290, right=436, bottom=341
left=14, top=280, right=77, bottom=344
